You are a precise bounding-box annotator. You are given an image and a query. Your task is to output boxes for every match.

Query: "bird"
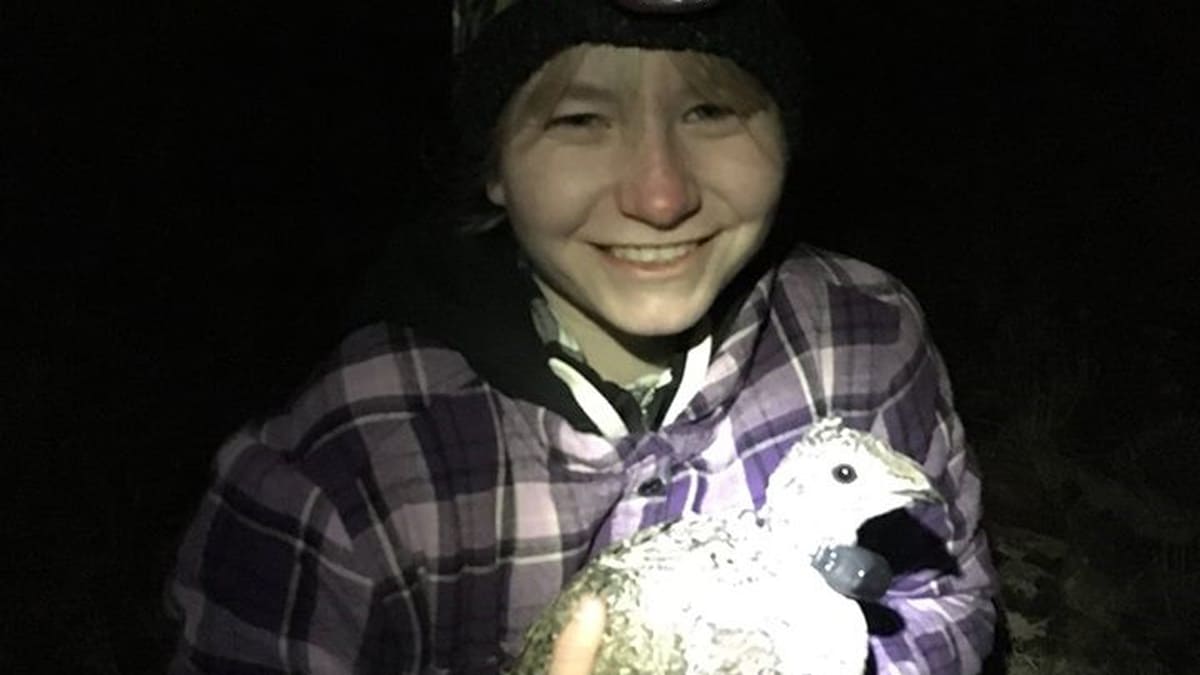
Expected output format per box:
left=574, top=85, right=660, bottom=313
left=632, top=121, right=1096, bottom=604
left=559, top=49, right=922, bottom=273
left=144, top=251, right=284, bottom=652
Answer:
left=506, top=417, right=942, bottom=674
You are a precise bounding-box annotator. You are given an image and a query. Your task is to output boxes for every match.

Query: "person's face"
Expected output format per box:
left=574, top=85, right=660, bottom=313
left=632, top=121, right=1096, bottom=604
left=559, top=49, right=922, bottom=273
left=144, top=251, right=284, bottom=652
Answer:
left=488, top=46, right=787, bottom=338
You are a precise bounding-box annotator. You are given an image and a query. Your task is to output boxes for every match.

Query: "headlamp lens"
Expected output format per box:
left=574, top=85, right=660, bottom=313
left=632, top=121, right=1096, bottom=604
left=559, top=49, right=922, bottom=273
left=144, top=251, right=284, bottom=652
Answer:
left=611, top=0, right=723, bottom=13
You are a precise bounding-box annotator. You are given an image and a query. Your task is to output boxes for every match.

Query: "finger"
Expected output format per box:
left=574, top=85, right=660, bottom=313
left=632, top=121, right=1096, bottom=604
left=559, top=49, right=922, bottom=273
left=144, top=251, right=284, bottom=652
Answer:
left=548, top=595, right=607, bottom=675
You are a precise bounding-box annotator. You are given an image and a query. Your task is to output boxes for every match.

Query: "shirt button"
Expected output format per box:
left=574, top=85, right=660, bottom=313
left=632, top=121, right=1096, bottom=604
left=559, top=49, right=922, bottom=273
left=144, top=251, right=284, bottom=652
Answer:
left=636, top=477, right=667, bottom=497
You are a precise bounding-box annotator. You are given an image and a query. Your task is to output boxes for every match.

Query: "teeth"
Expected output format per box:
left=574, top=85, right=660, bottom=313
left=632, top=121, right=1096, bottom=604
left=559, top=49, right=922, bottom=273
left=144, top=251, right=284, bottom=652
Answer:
left=607, top=243, right=697, bottom=263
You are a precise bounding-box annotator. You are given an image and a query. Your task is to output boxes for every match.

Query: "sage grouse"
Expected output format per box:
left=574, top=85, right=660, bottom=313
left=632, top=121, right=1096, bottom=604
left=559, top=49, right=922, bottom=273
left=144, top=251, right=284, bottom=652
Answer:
left=508, top=417, right=942, bottom=674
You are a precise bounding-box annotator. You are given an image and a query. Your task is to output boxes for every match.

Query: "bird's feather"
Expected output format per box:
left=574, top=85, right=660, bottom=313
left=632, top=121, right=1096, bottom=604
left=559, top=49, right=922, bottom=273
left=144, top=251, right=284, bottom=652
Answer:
left=507, top=418, right=938, bottom=674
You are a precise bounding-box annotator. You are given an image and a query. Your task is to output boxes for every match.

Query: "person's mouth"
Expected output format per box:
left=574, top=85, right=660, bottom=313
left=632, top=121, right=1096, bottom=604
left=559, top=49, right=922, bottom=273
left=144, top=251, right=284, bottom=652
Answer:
left=597, top=235, right=715, bottom=266
left=606, top=242, right=697, bottom=264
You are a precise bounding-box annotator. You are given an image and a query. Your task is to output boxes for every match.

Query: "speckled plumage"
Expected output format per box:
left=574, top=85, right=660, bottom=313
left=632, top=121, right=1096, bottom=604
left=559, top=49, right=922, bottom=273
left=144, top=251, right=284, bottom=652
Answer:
left=507, top=418, right=940, bottom=674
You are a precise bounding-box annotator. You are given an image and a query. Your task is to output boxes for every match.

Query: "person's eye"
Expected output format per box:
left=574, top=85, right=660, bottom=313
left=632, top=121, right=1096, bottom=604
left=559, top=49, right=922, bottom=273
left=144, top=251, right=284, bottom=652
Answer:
left=544, top=113, right=610, bottom=130
left=683, top=103, right=737, bottom=123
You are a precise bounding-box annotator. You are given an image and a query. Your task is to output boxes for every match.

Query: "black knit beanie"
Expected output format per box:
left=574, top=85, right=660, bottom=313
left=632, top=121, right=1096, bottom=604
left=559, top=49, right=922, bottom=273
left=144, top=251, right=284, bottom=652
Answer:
left=452, top=0, right=808, bottom=195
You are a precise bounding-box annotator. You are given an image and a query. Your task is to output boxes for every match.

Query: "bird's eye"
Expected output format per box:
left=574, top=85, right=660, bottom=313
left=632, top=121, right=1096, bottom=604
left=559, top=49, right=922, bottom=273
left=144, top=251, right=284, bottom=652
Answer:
left=832, top=464, right=857, bottom=484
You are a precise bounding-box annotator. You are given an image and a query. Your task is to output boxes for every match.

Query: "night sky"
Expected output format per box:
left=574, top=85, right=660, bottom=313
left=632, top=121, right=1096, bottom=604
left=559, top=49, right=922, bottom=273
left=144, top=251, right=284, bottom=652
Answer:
left=6, top=0, right=1198, bottom=672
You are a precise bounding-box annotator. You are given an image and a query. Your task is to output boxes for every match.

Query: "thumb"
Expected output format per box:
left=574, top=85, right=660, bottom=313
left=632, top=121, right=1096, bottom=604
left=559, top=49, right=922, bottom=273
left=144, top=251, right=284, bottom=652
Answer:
left=548, top=595, right=607, bottom=675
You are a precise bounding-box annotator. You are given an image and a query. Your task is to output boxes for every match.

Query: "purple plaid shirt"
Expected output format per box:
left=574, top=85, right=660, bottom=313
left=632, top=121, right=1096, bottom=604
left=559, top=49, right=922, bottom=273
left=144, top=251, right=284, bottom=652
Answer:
left=168, top=244, right=999, bottom=674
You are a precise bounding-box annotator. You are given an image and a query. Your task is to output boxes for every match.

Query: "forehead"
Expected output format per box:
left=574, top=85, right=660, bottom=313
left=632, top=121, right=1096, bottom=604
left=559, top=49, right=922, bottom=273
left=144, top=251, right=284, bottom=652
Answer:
left=512, top=45, right=692, bottom=116
left=560, top=46, right=687, bottom=94
left=499, top=44, right=771, bottom=127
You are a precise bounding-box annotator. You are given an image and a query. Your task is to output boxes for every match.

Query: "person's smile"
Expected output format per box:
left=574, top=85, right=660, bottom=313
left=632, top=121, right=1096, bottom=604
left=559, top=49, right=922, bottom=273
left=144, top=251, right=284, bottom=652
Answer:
left=490, top=45, right=787, bottom=339
left=592, top=235, right=713, bottom=276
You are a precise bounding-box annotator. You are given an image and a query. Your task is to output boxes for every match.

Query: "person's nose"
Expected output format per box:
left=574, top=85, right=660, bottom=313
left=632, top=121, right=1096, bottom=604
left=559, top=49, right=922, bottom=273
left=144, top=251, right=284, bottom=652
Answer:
left=616, top=127, right=700, bottom=229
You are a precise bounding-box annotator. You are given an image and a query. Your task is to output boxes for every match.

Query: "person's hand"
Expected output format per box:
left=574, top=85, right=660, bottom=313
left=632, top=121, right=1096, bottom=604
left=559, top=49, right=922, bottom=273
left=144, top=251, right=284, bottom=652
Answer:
left=548, top=595, right=606, bottom=675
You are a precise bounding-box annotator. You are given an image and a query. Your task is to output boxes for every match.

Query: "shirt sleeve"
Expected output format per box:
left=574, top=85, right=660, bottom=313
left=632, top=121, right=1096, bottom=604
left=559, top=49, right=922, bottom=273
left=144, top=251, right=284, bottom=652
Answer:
left=863, top=284, right=1001, bottom=674
left=166, top=425, right=426, bottom=675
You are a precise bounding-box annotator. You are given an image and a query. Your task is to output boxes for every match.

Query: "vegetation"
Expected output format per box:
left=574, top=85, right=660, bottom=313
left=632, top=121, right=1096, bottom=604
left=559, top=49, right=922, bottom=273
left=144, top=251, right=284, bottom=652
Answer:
left=949, top=299, right=1200, bottom=674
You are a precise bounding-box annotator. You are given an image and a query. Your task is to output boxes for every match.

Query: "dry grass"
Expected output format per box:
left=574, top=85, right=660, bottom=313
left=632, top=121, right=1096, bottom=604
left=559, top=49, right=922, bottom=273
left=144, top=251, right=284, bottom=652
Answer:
left=957, top=300, right=1200, bottom=674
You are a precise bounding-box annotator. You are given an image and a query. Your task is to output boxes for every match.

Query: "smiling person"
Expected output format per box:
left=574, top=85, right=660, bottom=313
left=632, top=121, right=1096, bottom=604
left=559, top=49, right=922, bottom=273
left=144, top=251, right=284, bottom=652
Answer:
left=487, top=42, right=787, bottom=400
left=167, top=1, right=1000, bottom=673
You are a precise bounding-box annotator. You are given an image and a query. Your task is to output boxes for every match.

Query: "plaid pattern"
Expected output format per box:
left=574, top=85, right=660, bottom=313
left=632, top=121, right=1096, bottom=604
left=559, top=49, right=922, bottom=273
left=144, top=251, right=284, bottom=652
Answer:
left=168, top=245, right=999, bottom=674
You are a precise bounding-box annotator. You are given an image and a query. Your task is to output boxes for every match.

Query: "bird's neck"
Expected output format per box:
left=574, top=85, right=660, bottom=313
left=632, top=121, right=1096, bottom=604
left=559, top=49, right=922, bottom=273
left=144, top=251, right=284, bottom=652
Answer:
left=758, top=503, right=860, bottom=554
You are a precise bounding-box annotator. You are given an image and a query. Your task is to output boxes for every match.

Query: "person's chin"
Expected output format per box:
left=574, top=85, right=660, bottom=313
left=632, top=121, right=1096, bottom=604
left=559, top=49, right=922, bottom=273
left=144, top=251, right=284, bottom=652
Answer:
left=602, top=304, right=706, bottom=338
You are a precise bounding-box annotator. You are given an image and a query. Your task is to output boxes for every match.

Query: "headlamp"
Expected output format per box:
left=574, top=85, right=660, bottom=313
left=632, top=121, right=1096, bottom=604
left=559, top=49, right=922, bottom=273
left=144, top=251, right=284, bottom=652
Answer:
left=611, top=0, right=723, bottom=13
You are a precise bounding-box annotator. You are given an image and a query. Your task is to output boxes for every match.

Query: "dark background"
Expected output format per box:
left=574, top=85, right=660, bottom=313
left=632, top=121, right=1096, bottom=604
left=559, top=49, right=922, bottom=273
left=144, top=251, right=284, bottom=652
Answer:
left=5, top=0, right=1198, bottom=672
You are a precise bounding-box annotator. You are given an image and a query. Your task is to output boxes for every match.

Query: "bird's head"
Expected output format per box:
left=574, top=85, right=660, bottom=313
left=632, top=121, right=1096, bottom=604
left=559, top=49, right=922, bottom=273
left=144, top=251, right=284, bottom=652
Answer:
left=763, top=418, right=942, bottom=547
